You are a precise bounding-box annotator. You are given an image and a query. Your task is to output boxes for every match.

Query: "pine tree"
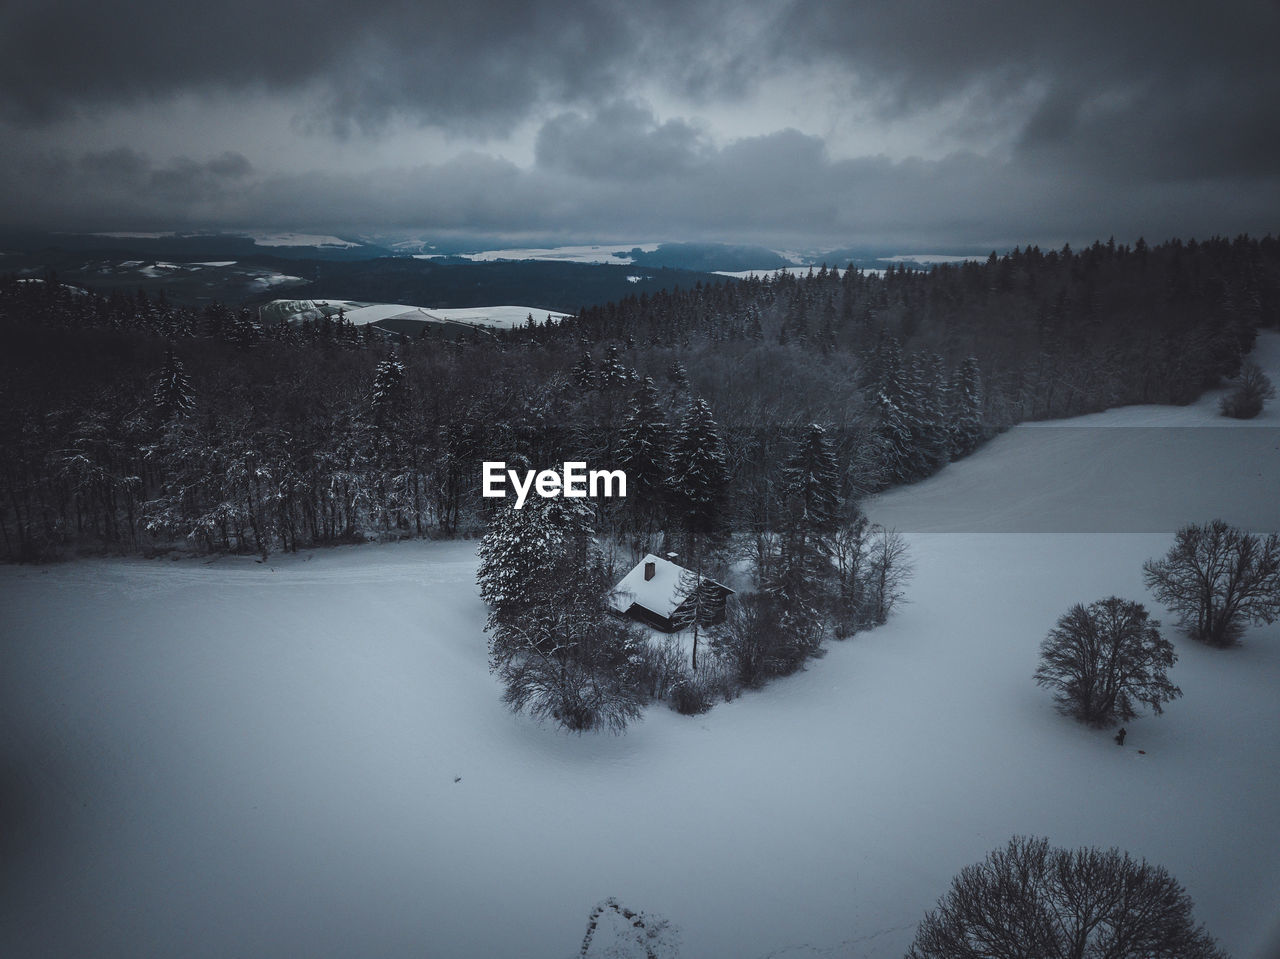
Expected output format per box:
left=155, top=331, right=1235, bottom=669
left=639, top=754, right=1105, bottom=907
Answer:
left=616, top=378, right=671, bottom=539
left=599, top=344, right=627, bottom=390
left=908, top=353, right=950, bottom=479
left=668, top=398, right=728, bottom=545
left=370, top=351, right=406, bottom=426
left=869, top=339, right=916, bottom=486
left=947, top=356, right=984, bottom=459
left=667, top=361, right=690, bottom=392
left=571, top=350, right=595, bottom=389
left=765, top=424, right=843, bottom=654
left=476, top=498, right=640, bottom=732
left=780, top=423, right=841, bottom=537
left=151, top=348, right=195, bottom=422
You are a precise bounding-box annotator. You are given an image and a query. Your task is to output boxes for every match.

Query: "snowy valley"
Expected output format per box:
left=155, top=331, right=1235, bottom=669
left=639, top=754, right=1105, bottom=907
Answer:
left=2, top=336, right=1277, bottom=958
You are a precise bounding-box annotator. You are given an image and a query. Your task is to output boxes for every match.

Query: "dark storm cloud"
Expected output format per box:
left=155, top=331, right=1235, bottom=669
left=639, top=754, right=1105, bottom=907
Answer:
left=2, top=148, right=255, bottom=230
left=0, top=0, right=1277, bottom=243
left=0, top=0, right=757, bottom=134
left=12, top=121, right=1274, bottom=249
left=535, top=102, right=708, bottom=180
left=778, top=0, right=1280, bottom=182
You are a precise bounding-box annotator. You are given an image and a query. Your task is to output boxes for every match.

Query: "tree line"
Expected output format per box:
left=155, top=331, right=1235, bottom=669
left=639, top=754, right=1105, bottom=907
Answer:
left=1, top=232, right=1277, bottom=562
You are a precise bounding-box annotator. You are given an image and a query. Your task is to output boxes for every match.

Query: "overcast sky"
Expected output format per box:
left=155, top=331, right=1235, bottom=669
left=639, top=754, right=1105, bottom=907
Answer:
left=2, top=0, right=1278, bottom=250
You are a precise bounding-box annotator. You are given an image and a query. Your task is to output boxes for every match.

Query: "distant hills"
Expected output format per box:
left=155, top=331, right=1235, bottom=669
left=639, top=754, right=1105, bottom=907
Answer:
left=0, top=231, right=991, bottom=310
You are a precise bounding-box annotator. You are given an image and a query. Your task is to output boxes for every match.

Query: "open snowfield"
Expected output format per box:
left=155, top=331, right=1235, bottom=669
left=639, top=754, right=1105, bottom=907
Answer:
left=414, top=243, right=659, bottom=265
left=265, top=299, right=570, bottom=330
left=2, top=338, right=1278, bottom=958
left=429, top=305, right=571, bottom=329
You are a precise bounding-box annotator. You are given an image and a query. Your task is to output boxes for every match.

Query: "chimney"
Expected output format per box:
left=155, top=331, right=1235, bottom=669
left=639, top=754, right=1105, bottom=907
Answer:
left=644, top=561, right=656, bottom=581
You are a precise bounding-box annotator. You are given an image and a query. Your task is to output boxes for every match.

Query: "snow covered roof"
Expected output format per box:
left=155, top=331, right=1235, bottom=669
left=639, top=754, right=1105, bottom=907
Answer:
left=608, top=554, right=732, bottom=619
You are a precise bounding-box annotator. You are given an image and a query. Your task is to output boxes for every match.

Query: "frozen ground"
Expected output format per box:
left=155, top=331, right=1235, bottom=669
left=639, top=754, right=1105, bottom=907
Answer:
left=2, top=339, right=1278, bottom=958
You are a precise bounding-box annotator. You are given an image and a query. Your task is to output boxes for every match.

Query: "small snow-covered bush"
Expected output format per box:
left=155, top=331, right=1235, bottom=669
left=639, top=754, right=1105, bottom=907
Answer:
left=1219, top=361, right=1276, bottom=419
left=627, top=634, right=689, bottom=702
left=670, top=676, right=714, bottom=715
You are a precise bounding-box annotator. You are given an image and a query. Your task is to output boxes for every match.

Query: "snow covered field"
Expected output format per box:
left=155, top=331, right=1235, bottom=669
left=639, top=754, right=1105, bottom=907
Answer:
left=414, top=243, right=657, bottom=265
left=265, top=299, right=569, bottom=329
left=2, top=341, right=1278, bottom=958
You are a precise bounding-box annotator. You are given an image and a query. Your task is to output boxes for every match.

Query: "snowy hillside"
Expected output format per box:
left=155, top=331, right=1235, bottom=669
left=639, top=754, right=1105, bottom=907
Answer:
left=262, top=298, right=569, bottom=330
left=1, top=338, right=1278, bottom=958
left=414, top=243, right=658, bottom=264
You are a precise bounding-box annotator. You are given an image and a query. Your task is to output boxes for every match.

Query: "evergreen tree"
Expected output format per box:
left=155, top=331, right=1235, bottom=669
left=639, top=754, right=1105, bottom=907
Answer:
left=666, top=361, right=690, bottom=392
left=869, top=339, right=916, bottom=486
left=668, top=398, right=728, bottom=546
left=370, top=351, right=406, bottom=426
left=477, top=498, right=641, bottom=732
left=599, top=344, right=627, bottom=390
left=571, top=350, right=595, bottom=389
left=907, top=353, right=950, bottom=479
left=151, top=348, right=195, bottom=422
left=765, top=424, right=843, bottom=654
left=780, top=423, right=841, bottom=537
left=947, top=356, right=984, bottom=459
left=616, top=378, right=671, bottom=540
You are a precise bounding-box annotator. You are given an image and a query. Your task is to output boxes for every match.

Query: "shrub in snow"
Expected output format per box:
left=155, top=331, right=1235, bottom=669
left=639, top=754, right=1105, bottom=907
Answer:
left=1034, top=596, right=1180, bottom=726
left=626, top=634, right=688, bottom=702
left=908, top=836, right=1227, bottom=959
left=669, top=676, right=714, bottom=716
left=1219, top=361, right=1275, bottom=419
left=1143, top=520, right=1280, bottom=647
left=579, top=897, right=679, bottom=958
left=496, top=620, right=642, bottom=734
left=713, top=592, right=807, bottom=687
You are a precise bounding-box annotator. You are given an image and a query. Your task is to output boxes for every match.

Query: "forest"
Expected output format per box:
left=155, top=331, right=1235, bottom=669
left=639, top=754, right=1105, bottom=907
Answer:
left=2, top=233, right=1277, bottom=570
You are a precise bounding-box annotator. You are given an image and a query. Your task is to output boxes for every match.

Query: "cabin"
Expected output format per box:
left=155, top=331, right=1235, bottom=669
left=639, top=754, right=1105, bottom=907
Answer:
left=607, top=553, right=734, bottom=633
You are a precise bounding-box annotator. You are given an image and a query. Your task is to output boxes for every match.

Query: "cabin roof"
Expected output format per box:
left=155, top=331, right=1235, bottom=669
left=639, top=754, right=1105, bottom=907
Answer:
left=608, top=553, right=733, bottom=619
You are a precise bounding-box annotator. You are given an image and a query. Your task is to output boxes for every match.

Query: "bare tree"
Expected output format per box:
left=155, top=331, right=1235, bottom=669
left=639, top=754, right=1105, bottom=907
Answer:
left=1034, top=597, right=1181, bottom=726
left=495, top=617, right=642, bottom=734
left=867, top=525, right=912, bottom=625
left=1143, top=520, right=1280, bottom=647
left=908, top=836, right=1228, bottom=959
left=831, top=514, right=872, bottom=636
left=713, top=591, right=806, bottom=687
